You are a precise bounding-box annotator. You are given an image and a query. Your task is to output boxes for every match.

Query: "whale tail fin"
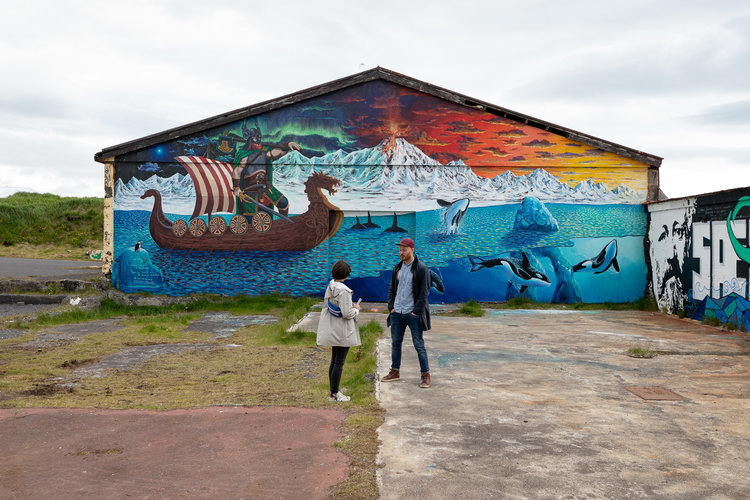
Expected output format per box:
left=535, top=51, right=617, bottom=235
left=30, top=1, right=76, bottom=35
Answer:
left=468, top=255, right=485, bottom=272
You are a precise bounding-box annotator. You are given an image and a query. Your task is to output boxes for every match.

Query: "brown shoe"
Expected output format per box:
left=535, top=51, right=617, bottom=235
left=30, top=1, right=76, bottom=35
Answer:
left=381, top=369, right=400, bottom=382
left=420, top=372, right=431, bottom=388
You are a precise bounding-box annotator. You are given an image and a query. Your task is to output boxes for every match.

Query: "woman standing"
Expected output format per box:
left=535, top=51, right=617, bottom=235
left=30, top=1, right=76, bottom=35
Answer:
left=317, top=260, right=361, bottom=402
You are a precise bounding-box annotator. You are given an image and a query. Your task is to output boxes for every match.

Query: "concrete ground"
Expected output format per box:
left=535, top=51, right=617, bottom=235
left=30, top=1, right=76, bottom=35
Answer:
left=375, top=309, right=750, bottom=499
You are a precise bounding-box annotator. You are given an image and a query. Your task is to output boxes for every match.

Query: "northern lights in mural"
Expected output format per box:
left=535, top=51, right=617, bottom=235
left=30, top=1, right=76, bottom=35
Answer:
left=184, top=80, right=650, bottom=196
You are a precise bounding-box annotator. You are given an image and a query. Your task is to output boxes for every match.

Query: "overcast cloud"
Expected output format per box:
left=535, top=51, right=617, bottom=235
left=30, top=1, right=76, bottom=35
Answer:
left=1, top=0, right=748, bottom=198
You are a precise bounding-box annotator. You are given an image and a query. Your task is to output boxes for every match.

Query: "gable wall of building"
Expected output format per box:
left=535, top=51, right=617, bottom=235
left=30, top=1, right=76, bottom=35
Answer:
left=111, top=80, right=651, bottom=303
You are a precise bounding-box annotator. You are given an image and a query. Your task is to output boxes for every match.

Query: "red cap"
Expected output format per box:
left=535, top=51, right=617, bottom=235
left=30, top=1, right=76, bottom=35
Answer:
left=396, top=238, right=415, bottom=249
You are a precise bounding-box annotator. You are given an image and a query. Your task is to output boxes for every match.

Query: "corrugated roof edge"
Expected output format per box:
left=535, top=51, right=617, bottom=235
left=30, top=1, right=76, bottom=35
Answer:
left=94, top=66, right=662, bottom=167
left=646, top=185, right=750, bottom=205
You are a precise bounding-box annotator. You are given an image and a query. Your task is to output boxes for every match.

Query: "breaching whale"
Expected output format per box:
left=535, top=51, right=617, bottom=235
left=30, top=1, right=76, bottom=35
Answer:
left=437, top=198, right=470, bottom=235
left=573, top=239, right=619, bottom=274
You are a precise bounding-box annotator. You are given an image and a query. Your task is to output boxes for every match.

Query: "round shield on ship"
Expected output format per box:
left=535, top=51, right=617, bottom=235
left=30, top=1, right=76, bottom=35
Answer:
left=251, top=212, right=272, bottom=233
left=209, top=216, right=227, bottom=236
left=229, top=215, right=248, bottom=235
left=172, top=219, right=188, bottom=237
left=189, top=218, right=207, bottom=237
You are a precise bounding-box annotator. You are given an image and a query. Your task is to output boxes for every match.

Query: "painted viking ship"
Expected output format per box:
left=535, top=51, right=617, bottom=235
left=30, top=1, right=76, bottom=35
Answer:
left=141, top=156, right=343, bottom=251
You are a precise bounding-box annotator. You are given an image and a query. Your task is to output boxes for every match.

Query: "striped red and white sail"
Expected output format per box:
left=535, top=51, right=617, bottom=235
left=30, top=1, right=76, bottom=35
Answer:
left=176, top=156, right=235, bottom=220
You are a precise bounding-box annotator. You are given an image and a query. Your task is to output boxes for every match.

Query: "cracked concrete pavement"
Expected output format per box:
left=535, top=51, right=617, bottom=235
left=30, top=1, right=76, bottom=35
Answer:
left=375, top=309, right=750, bottom=499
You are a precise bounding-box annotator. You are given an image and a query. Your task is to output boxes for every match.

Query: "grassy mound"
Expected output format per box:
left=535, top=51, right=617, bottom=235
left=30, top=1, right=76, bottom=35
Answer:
left=0, top=192, right=103, bottom=258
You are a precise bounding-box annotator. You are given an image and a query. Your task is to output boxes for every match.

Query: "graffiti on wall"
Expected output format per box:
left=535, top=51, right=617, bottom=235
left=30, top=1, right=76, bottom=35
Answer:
left=648, top=190, right=750, bottom=329
left=648, top=198, right=696, bottom=314
left=112, top=80, right=650, bottom=302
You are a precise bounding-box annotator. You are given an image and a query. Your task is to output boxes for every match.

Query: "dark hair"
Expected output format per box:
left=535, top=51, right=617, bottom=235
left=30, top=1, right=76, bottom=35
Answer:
left=332, top=260, right=351, bottom=280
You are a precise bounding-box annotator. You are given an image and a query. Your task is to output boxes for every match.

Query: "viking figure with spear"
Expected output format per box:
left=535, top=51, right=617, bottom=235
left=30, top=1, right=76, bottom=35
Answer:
left=231, top=125, right=300, bottom=218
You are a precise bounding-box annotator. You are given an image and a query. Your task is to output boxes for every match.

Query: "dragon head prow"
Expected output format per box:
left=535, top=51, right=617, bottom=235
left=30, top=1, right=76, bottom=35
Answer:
left=306, top=171, right=340, bottom=196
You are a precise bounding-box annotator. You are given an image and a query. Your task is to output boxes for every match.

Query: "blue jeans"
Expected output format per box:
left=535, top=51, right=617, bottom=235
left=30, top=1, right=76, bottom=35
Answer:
left=390, top=312, right=429, bottom=373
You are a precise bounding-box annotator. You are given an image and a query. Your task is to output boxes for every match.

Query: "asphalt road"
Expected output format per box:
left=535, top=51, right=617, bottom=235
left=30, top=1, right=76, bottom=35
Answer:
left=0, top=257, right=101, bottom=280
left=0, top=302, right=60, bottom=319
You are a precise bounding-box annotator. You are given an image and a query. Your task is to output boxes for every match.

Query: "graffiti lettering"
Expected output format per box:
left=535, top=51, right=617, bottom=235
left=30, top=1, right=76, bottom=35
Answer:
left=727, top=196, right=750, bottom=265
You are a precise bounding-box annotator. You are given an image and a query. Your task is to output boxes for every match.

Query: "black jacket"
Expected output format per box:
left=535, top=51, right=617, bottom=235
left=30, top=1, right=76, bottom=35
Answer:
left=387, top=254, right=431, bottom=331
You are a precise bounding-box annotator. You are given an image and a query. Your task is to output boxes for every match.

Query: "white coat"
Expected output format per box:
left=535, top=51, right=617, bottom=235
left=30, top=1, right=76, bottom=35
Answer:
left=316, top=279, right=361, bottom=347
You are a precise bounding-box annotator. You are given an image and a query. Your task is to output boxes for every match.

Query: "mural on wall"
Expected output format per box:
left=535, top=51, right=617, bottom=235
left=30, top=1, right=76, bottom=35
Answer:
left=648, top=189, right=750, bottom=329
left=648, top=198, right=696, bottom=314
left=112, top=80, right=650, bottom=302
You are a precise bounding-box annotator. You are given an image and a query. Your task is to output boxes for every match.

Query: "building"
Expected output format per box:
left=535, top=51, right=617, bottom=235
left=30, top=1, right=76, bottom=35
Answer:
left=647, top=187, right=750, bottom=329
left=95, top=67, right=662, bottom=302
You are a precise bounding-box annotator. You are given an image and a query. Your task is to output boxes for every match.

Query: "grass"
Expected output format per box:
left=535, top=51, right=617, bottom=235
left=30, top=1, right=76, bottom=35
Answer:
left=458, top=299, right=485, bottom=317
left=626, top=346, right=680, bottom=358
left=0, top=192, right=103, bottom=259
left=701, top=316, right=722, bottom=327
left=6, top=294, right=297, bottom=331
left=0, top=241, right=97, bottom=260
left=438, top=296, right=662, bottom=321
left=329, top=320, right=384, bottom=499
left=0, top=295, right=385, bottom=499
left=439, top=296, right=660, bottom=313
left=477, top=296, right=660, bottom=311
left=700, top=315, right=746, bottom=332
left=626, top=346, right=656, bottom=358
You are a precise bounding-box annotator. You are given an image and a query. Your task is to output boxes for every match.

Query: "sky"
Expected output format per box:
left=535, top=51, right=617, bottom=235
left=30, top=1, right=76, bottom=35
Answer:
left=1, top=0, right=748, bottom=199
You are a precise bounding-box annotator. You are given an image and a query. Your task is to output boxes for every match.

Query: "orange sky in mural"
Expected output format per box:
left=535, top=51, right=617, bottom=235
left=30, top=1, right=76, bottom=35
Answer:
left=346, top=85, right=650, bottom=193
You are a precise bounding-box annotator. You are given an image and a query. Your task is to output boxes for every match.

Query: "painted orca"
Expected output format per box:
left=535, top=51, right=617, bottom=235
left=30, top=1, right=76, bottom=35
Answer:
left=384, top=212, right=407, bottom=233
left=573, top=239, right=619, bottom=274
left=350, top=216, right=366, bottom=229
left=429, top=269, right=445, bottom=293
left=437, top=198, right=470, bottom=235
left=468, top=252, right=551, bottom=293
left=364, top=212, right=380, bottom=228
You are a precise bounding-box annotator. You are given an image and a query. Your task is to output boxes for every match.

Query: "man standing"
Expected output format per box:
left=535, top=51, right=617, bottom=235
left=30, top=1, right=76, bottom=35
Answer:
left=382, top=237, right=432, bottom=388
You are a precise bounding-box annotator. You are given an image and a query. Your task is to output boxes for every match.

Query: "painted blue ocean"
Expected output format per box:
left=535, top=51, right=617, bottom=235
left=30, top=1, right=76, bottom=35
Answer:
left=113, top=203, right=647, bottom=303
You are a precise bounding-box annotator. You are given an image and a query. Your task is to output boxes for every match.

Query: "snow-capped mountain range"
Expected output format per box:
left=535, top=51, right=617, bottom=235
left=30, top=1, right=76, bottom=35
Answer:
left=114, top=174, right=196, bottom=212
left=116, top=137, right=642, bottom=214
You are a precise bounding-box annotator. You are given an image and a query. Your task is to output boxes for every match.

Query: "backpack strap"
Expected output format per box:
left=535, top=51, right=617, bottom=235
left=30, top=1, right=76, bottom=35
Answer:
left=327, top=300, right=343, bottom=318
